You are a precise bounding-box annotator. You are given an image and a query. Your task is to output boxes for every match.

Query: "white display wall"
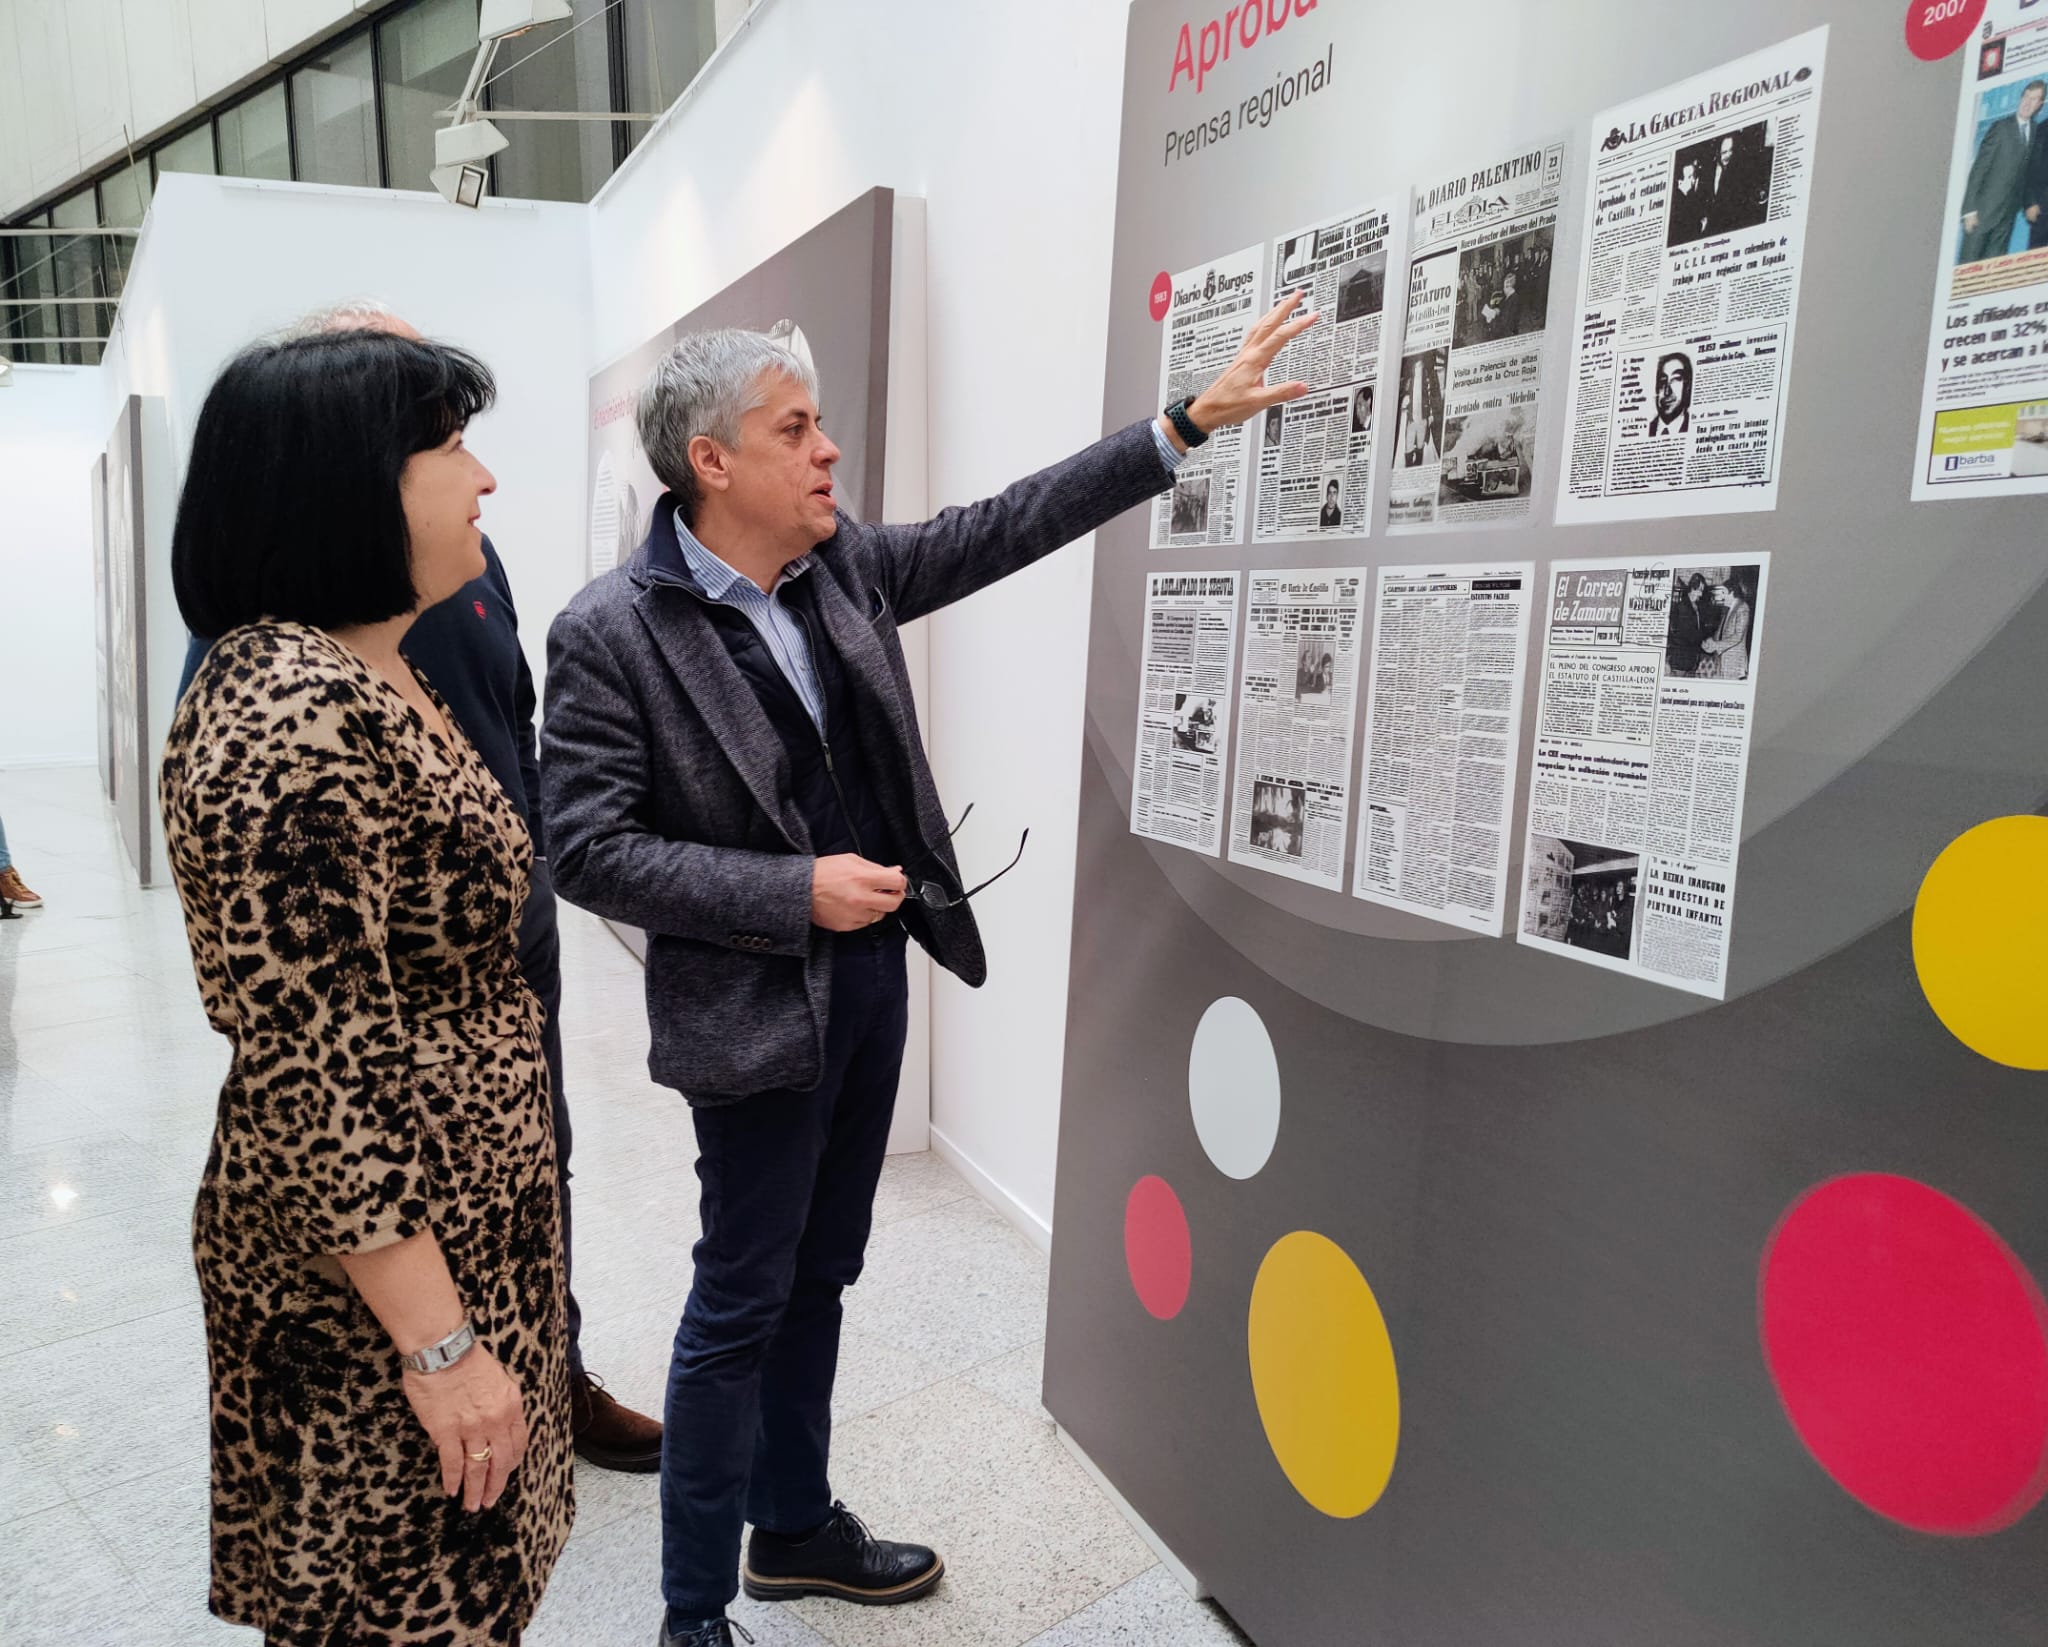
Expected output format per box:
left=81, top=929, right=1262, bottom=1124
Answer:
left=0, top=364, right=102, bottom=767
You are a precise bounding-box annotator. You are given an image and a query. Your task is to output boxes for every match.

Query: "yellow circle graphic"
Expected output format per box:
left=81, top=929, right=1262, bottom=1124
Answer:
left=1912, top=815, right=2048, bottom=1071
left=1247, top=1230, right=1400, bottom=1518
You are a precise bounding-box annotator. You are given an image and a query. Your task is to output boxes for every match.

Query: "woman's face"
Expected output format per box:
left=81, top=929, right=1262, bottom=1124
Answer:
left=401, top=429, right=496, bottom=610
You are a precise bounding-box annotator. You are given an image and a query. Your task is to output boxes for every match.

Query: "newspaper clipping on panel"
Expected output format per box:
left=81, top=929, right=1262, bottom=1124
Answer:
left=1226, top=570, right=1368, bottom=891
left=1914, top=1, right=2048, bottom=500
left=1556, top=28, right=1828, bottom=524
left=1129, top=573, right=1241, bottom=857
left=1387, top=143, right=1565, bottom=532
left=1253, top=200, right=1397, bottom=541
left=1353, top=563, right=1535, bottom=935
left=1515, top=555, right=1769, bottom=1000
left=1153, top=244, right=1266, bottom=547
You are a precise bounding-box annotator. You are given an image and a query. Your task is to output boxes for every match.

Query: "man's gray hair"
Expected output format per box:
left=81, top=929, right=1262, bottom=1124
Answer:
left=637, top=327, right=820, bottom=521
left=274, top=298, right=399, bottom=341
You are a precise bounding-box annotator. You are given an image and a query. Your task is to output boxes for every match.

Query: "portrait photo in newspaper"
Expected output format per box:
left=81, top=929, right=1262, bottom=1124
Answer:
left=1453, top=225, right=1556, bottom=349
left=1914, top=2, right=2048, bottom=499
left=1556, top=28, right=1828, bottom=523
left=1396, top=349, right=1448, bottom=469
left=1253, top=199, right=1398, bottom=542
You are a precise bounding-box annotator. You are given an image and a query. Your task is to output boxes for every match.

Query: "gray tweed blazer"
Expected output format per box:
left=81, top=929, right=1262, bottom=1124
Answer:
left=541, top=418, right=1172, bottom=1098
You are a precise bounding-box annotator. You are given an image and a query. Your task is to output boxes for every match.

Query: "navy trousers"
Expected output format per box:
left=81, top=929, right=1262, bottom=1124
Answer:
left=660, top=928, right=909, bottom=1617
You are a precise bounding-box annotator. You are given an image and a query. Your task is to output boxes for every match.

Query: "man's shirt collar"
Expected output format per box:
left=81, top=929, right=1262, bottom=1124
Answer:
left=671, top=506, right=813, bottom=601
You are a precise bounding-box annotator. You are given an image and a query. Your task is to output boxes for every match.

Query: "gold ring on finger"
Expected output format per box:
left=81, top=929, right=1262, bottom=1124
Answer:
left=468, top=1446, right=493, bottom=1462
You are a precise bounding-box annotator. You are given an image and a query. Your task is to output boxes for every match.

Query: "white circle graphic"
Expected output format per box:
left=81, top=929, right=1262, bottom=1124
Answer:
left=1188, top=996, right=1280, bottom=1180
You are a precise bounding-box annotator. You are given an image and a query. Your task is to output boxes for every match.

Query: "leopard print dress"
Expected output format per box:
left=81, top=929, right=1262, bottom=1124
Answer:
left=160, top=622, right=574, bottom=1645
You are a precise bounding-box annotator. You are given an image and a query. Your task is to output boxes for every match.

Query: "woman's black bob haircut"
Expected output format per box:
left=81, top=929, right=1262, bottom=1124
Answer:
left=171, top=330, right=496, bottom=638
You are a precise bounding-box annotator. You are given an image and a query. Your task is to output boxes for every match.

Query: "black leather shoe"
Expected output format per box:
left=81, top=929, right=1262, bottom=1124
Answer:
left=742, top=1501, right=945, bottom=1606
left=657, top=1614, right=753, bottom=1646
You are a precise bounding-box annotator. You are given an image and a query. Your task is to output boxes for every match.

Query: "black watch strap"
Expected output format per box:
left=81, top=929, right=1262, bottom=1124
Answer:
left=1165, top=398, right=1209, bottom=449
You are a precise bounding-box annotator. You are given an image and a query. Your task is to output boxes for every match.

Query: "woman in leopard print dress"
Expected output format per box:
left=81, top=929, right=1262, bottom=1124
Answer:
left=159, top=330, right=572, bottom=1644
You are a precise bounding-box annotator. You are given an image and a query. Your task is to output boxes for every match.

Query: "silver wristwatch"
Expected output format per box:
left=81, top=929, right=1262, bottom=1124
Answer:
left=399, top=1320, right=478, bottom=1375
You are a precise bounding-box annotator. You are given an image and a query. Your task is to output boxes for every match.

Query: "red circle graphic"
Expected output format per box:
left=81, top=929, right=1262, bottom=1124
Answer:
left=1124, top=1174, right=1192, bottom=1320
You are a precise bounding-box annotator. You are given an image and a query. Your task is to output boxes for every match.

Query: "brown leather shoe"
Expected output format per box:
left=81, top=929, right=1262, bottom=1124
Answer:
left=571, top=1371, right=663, bottom=1472
left=0, top=867, right=42, bottom=909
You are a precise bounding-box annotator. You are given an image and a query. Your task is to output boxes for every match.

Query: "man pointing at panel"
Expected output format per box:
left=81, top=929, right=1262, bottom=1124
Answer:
left=541, top=293, right=1317, bottom=1647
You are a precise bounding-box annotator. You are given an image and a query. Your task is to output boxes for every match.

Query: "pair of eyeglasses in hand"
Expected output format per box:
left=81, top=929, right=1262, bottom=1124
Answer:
left=903, top=803, right=1027, bottom=911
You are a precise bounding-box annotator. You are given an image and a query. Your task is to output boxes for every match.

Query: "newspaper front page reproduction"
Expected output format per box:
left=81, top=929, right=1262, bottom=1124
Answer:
left=1353, top=563, right=1535, bottom=935
left=1556, top=29, right=1828, bottom=524
left=1515, top=555, right=1770, bottom=1000
left=1130, top=572, right=1241, bottom=857
left=1153, top=244, right=1266, bottom=547
left=1387, top=143, right=1565, bottom=533
left=1227, top=570, right=1368, bottom=891
left=1914, top=1, right=2048, bottom=499
left=1253, top=200, right=1398, bottom=541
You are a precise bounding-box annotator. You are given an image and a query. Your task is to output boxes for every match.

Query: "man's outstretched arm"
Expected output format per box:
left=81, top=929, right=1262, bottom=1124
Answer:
left=869, top=291, right=1319, bottom=624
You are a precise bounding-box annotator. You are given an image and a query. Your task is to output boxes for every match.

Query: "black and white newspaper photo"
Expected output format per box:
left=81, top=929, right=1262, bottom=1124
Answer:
left=1254, top=200, right=1398, bottom=542
left=1914, top=1, right=2048, bottom=498
left=1556, top=28, right=1828, bottom=524
left=1353, top=563, right=1535, bottom=935
left=1515, top=555, right=1770, bottom=1000
left=1227, top=570, right=1368, bottom=891
left=1152, top=244, right=1265, bottom=547
left=1129, top=572, right=1241, bottom=857
left=1387, top=142, right=1565, bottom=532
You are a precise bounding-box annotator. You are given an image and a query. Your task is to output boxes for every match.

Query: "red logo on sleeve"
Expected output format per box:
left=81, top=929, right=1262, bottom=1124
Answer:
left=474, top=600, right=488, bottom=620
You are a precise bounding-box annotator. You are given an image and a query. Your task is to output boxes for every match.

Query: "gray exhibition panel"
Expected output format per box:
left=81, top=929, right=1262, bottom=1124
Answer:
left=1044, top=3, right=2048, bottom=1643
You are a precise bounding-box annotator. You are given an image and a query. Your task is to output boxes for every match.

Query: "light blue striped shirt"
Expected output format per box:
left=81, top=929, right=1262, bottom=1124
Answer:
left=669, top=426, right=1183, bottom=728
left=672, top=509, right=828, bottom=729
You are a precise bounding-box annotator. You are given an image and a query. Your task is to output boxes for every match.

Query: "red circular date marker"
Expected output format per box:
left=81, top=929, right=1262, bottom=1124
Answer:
left=1907, top=0, right=1986, bottom=62
left=1149, top=271, right=1173, bottom=323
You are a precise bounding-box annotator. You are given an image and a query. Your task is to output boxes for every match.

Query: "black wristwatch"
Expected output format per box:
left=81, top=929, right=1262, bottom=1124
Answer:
left=1164, top=398, right=1210, bottom=449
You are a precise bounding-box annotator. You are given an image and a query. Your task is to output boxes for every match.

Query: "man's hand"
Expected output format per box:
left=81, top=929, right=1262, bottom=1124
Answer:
left=812, top=854, right=908, bottom=931
left=1965, top=210, right=1981, bottom=233
left=1164, top=291, right=1319, bottom=449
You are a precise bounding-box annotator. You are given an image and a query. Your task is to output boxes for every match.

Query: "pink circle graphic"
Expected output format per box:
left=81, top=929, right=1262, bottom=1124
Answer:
left=1904, top=0, right=1985, bottom=63
left=1149, top=271, right=1173, bottom=323
left=1760, top=1173, right=2048, bottom=1535
left=1125, top=1175, right=1192, bottom=1320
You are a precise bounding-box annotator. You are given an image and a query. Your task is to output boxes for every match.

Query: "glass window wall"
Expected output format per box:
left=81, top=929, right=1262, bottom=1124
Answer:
left=486, top=0, right=615, bottom=204
left=292, top=32, right=380, bottom=187
left=155, top=123, right=217, bottom=179
left=50, top=188, right=106, bottom=364
left=381, top=0, right=479, bottom=194
left=218, top=83, right=292, bottom=181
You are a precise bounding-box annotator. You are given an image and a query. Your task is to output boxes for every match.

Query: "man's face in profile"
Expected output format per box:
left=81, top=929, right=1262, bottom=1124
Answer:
left=1680, top=161, right=1699, bottom=190
left=1657, top=358, right=1690, bottom=422
left=1718, top=138, right=1735, bottom=170
left=2024, top=84, right=2047, bottom=123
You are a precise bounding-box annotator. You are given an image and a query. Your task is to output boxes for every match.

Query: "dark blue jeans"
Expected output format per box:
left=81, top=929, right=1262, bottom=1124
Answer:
left=660, top=928, right=909, bottom=1618
left=517, top=859, right=582, bottom=1381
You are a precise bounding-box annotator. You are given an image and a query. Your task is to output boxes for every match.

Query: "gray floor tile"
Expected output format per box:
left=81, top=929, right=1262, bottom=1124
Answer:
left=960, top=1340, right=1050, bottom=1424
left=524, top=1505, right=833, bottom=1647
left=0, top=1500, right=140, bottom=1647
left=0, top=1302, right=211, bottom=1501
left=871, top=1150, right=976, bottom=1229
left=0, top=1194, right=201, bottom=1348
left=0, top=1131, right=194, bottom=1239
left=845, top=1197, right=1051, bottom=1379
left=78, top=1459, right=215, bottom=1623
left=1020, top=1566, right=1250, bottom=1647
left=0, top=1064, right=119, bottom=1155
left=789, top=1377, right=1152, bottom=1647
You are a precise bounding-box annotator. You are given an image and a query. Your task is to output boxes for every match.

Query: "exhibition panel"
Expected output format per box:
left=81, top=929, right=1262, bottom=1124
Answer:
left=1047, top=2, right=2048, bottom=1642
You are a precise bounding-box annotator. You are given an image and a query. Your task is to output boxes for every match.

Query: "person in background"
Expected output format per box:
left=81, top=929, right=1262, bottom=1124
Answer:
left=0, top=805, right=40, bottom=908
left=1700, top=568, right=1756, bottom=681
left=176, top=304, right=662, bottom=1475
left=541, top=293, right=1315, bottom=1647
left=162, top=327, right=572, bottom=1643
left=1666, top=572, right=1710, bottom=677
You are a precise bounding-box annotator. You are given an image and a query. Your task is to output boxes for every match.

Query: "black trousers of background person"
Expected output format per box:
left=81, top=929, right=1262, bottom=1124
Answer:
left=518, top=857, right=584, bottom=1382
left=660, top=927, right=910, bottom=1619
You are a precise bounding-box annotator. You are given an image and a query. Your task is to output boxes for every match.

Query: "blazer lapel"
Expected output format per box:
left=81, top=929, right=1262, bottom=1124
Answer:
left=631, top=581, right=807, bottom=852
